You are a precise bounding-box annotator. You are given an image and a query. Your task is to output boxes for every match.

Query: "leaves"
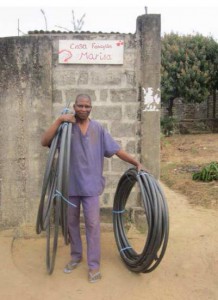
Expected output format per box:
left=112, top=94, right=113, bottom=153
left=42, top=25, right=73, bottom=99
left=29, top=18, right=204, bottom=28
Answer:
left=192, top=162, right=218, bottom=182
left=161, top=33, right=218, bottom=114
left=161, top=116, right=177, bottom=136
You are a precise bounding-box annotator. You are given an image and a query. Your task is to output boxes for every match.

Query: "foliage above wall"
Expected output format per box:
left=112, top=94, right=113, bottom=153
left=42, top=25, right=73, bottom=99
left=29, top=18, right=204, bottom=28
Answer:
left=161, top=33, right=218, bottom=116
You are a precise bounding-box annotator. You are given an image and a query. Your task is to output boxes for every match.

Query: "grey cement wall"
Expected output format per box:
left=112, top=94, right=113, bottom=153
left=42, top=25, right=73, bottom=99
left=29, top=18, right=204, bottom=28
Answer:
left=161, top=94, right=218, bottom=133
left=0, top=36, right=52, bottom=227
left=137, top=15, right=161, bottom=178
left=0, top=14, right=161, bottom=228
left=162, top=95, right=218, bottom=121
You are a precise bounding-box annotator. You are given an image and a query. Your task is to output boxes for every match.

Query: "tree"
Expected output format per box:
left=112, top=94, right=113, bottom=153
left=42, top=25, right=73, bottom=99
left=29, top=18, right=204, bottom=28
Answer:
left=55, top=10, right=85, bottom=32
left=161, top=33, right=218, bottom=116
left=40, top=9, right=48, bottom=31
left=205, top=39, right=218, bottom=118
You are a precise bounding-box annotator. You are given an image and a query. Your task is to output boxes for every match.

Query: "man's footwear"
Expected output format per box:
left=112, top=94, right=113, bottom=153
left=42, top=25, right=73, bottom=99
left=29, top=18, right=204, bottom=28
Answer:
left=63, top=260, right=81, bottom=274
left=88, top=270, right=102, bottom=283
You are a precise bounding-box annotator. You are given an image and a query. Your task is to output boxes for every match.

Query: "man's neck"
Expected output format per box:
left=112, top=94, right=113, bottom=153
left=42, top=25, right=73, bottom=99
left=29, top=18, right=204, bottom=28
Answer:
left=76, top=117, right=90, bottom=125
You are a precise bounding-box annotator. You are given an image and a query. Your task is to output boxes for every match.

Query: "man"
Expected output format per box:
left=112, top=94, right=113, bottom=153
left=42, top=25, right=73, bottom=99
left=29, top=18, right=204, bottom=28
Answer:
left=41, top=94, right=142, bottom=283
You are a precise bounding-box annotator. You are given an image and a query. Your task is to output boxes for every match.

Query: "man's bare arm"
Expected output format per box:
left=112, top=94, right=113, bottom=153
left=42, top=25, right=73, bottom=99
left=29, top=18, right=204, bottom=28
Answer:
left=41, top=114, right=75, bottom=147
left=115, top=149, right=143, bottom=171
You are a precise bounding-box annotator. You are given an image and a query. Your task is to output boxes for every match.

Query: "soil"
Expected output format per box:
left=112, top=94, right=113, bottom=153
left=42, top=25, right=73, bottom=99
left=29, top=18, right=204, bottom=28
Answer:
left=0, top=133, right=217, bottom=300
left=161, top=133, right=218, bottom=209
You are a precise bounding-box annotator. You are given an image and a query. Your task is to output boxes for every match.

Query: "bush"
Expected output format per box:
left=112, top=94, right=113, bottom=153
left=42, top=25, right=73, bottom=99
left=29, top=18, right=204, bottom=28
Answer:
left=192, top=162, right=218, bottom=182
left=161, top=116, right=177, bottom=136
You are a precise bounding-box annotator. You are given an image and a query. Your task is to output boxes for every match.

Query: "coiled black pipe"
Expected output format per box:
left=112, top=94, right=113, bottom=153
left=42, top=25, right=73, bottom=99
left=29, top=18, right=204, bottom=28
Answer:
left=36, top=114, right=72, bottom=274
left=113, top=168, right=169, bottom=273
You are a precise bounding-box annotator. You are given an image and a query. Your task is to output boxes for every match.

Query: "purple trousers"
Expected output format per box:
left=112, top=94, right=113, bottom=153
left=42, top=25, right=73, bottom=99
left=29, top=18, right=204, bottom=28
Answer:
left=67, top=196, right=100, bottom=270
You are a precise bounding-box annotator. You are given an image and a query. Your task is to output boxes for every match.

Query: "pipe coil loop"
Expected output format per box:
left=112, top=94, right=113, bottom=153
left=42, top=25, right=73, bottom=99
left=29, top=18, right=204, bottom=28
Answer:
left=113, top=168, right=169, bottom=273
left=36, top=119, right=72, bottom=274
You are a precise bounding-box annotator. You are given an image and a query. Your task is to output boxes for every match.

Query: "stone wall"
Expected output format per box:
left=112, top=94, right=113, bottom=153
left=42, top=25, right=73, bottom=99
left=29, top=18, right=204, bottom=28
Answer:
left=161, top=94, right=218, bottom=133
left=0, top=14, right=161, bottom=228
left=172, top=96, right=218, bottom=120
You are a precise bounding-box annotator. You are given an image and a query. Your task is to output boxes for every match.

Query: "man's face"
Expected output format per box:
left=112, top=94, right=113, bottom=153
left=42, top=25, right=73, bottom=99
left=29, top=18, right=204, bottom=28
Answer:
left=74, top=97, right=92, bottom=120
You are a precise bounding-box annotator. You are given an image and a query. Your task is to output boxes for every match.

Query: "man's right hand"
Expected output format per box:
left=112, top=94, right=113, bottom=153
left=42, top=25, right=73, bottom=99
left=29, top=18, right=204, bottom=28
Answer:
left=59, top=114, right=76, bottom=124
left=41, top=114, right=76, bottom=147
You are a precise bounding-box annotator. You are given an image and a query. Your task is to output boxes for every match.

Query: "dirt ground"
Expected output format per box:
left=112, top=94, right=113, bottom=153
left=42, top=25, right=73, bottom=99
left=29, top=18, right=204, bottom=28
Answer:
left=0, top=134, right=218, bottom=300
left=161, top=133, right=218, bottom=209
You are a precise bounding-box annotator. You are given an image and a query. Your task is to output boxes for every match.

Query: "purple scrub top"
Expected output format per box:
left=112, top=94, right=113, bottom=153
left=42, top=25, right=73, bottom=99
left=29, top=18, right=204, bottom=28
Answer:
left=69, top=119, right=120, bottom=196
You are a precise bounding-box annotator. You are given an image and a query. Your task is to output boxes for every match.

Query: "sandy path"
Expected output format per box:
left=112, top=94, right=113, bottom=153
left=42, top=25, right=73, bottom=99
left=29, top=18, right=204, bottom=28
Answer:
left=0, top=184, right=217, bottom=300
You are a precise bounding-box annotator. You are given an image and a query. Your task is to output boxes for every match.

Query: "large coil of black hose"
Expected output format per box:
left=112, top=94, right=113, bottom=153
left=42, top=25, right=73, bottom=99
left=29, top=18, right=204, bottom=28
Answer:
left=36, top=111, right=72, bottom=274
left=113, top=168, right=169, bottom=273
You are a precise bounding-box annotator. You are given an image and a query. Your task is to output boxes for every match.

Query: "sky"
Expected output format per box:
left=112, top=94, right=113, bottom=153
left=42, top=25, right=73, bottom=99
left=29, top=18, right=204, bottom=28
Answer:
left=0, top=0, right=217, bottom=41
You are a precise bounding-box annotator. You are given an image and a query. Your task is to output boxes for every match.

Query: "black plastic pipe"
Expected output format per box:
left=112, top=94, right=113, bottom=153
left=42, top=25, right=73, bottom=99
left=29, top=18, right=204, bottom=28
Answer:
left=36, top=117, right=72, bottom=274
left=113, top=168, right=169, bottom=273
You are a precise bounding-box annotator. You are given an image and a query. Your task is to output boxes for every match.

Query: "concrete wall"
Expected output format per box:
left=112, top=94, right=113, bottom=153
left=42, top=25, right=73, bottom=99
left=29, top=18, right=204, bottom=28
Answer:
left=137, top=15, right=161, bottom=178
left=161, top=94, right=218, bottom=133
left=162, top=95, right=218, bottom=120
left=0, top=14, right=161, bottom=228
left=0, top=36, right=52, bottom=227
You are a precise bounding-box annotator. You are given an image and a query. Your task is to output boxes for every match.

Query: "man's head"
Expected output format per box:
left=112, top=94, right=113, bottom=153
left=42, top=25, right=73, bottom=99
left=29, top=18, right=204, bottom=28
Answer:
left=74, top=94, right=92, bottom=121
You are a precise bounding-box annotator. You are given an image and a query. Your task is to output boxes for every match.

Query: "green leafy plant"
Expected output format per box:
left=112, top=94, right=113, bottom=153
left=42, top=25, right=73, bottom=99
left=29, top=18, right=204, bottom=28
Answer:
left=161, top=116, right=177, bottom=136
left=192, top=162, right=218, bottom=182
left=161, top=33, right=218, bottom=117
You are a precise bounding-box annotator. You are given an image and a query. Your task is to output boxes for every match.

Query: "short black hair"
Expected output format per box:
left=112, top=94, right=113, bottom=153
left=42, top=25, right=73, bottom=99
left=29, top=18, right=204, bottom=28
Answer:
left=75, top=94, right=91, bottom=104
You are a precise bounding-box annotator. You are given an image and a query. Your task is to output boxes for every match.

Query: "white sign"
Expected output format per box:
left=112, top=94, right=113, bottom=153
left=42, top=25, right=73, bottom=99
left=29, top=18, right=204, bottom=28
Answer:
left=58, top=40, right=124, bottom=64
